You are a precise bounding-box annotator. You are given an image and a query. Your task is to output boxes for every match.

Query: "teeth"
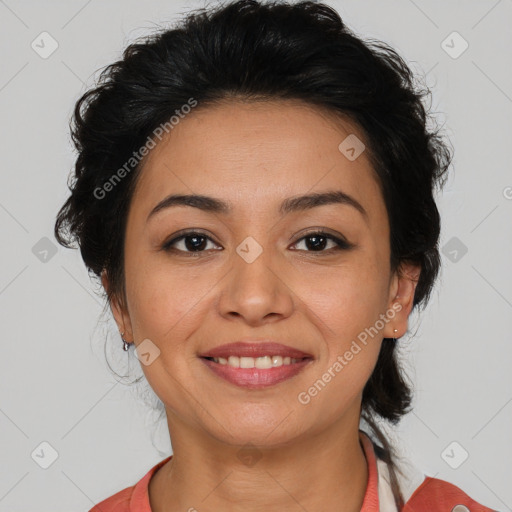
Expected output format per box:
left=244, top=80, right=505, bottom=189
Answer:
left=211, top=355, right=303, bottom=368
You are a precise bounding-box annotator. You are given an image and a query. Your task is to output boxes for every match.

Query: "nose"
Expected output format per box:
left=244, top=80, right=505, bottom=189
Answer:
left=217, top=237, right=294, bottom=326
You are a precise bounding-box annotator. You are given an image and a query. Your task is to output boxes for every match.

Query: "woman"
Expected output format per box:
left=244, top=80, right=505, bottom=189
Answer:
left=54, top=0, right=497, bottom=510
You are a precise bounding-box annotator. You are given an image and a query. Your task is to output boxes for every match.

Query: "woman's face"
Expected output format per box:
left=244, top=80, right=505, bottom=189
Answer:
left=105, top=100, right=418, bottom=447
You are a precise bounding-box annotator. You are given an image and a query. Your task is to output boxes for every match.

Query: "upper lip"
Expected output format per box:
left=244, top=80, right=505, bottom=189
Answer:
left=199, top=341, right=313, bottom=359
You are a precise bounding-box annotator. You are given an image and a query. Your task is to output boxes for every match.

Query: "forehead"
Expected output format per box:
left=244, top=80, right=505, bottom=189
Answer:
left=130, top=99, right=384, bottom=224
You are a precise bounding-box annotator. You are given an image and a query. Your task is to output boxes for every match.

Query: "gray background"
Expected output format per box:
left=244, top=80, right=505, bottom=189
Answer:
left=0, top=0, right=511, bottom=510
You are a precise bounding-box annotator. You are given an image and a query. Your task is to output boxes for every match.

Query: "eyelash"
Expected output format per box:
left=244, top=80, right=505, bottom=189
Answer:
left=161, top=229, right=354, bottom=256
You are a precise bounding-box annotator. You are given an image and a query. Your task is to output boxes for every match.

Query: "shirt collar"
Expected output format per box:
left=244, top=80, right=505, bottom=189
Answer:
left=359, top=429, right=381, bottom=511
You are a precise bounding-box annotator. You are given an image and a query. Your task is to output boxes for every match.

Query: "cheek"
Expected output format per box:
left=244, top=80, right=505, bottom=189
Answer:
left=123, top=263, right=216, bottom=402
left=124, top=254, right=220, bottom=349
left=294, top=252, right=388, bottom=331
left=292, top=253, right=387, bottom=390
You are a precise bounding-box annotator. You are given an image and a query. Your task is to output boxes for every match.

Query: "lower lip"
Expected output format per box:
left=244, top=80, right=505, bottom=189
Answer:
left=199, top=357, right=313, bottom=389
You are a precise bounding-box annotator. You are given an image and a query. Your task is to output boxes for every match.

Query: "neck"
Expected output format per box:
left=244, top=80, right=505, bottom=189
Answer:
left=149, top=410, right=369, bottom=512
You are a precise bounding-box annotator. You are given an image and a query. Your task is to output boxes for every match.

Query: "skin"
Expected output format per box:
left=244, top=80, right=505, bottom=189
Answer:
left=102, top=99, right=420, bottom=512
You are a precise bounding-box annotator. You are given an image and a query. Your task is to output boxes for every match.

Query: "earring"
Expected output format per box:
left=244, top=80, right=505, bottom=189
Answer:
left=121, top=331, right=131, bottom=351
left=393, top=328, right=398, bottom=342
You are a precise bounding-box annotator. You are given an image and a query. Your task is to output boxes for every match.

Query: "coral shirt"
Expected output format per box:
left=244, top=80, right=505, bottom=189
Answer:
left=89, top=431, right=496, bottom=511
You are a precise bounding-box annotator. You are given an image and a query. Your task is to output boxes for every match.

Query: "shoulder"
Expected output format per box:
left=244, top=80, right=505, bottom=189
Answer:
left=404, top=476, right=498, bottom=511
left=372, top=443, right=497, bottom=512
left=88, top=486, right=133, bottom=512
left=87, top=455, right=173, bottom=512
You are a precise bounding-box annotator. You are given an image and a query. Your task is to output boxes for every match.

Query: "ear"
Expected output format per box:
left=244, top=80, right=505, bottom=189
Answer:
left=382, top=261, right=421, bottom=339
left=101, top=270, right=134, bottom=341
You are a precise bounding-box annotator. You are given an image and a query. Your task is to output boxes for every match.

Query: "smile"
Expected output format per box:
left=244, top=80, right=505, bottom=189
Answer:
left=200, top=356, right=313, bottom=389
left=204, top=355, right=306, bottom=368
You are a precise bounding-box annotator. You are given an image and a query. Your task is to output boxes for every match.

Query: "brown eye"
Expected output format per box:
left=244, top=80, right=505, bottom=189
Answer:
left=291, top=231, right=354, bottom=253
left=163, top=231, right=220, bottom=254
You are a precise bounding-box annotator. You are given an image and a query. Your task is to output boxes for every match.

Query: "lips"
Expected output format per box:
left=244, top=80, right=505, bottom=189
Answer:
left=200, top=356, right=312, bottom=389
left=199, top=341, right=313, bottom=360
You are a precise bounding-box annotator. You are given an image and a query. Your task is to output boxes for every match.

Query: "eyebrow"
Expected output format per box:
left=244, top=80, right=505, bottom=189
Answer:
left=146, top=190, right=368, bottom=223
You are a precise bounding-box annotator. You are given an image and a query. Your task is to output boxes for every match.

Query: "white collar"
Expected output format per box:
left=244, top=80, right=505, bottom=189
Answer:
left=376, top=454, right=426, bottom=510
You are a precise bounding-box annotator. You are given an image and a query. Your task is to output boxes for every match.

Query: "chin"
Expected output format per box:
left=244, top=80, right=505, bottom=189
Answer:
left=211, top=415, right=306, bottom=448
